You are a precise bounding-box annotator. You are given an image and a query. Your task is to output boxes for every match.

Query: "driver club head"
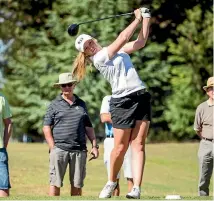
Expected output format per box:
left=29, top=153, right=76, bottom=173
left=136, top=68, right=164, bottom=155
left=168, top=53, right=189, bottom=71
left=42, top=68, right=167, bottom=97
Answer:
left=68, top=24, right=79, bottom=36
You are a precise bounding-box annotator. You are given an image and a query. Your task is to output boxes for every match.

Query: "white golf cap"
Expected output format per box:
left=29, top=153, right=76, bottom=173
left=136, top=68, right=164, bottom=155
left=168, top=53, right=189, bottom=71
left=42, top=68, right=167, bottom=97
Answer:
left=75, top=34, right=92, bottom=52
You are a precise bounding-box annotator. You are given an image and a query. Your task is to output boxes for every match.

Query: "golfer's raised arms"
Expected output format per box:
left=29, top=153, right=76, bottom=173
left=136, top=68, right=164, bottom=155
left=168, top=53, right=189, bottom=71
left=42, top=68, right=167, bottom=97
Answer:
left=121, top=17, right=150, bottom=54
left=107, top=9, right=142, bottom=59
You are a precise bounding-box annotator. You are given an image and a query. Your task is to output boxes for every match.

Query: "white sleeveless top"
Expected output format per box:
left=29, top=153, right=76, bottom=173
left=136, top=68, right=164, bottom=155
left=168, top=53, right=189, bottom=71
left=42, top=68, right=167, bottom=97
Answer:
left=90, top=47, right=146, bottom=98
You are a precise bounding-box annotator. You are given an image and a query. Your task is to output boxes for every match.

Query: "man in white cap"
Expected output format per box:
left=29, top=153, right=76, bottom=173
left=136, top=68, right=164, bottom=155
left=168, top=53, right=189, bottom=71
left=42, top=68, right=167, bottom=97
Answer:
left=194, top=76, right=214, bottom=196
left=43, top=73, right=99, bottom=196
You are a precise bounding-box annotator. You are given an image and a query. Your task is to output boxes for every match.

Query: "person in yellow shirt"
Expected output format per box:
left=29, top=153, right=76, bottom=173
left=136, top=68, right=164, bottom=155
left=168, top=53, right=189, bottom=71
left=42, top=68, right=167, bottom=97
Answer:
left=0, top=92, right=12, bottom=197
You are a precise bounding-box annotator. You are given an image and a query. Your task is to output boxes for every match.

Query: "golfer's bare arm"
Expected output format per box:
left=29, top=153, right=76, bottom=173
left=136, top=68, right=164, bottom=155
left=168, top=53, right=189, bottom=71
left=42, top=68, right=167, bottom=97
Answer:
left=122, top=18, right=151, bottom=54
left=3, top=118, right=12, bottom=148
left=100, top=113, right=112, bottom=124
left=107, top=9, right=142, bottom=59
left=43, top=125, right=55, bottom=149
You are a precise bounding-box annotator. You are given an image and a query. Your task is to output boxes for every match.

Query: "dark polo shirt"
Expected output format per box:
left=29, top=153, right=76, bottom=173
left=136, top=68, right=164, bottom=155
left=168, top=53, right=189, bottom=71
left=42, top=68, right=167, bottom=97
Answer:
left=43, top=94, right=92, bottom=151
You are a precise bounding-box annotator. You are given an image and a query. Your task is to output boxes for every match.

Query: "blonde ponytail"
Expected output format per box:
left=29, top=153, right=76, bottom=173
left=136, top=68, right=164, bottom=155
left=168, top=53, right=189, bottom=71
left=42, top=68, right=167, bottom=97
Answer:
left=72, top=52, right=90, bottom=81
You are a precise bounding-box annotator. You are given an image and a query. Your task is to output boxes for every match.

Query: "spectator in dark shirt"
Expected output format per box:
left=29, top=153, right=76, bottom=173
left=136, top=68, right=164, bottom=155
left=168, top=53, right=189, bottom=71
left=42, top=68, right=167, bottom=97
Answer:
left=43, top=72, right=99, bottom=196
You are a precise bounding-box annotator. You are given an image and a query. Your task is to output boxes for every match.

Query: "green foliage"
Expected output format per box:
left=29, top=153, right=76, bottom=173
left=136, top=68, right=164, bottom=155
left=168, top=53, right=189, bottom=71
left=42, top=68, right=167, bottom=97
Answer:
left=164, top=5, right=213, bottom=139
left=2, top=0, right=137, bottom=137
left=0, top=0, right=212, bottom=141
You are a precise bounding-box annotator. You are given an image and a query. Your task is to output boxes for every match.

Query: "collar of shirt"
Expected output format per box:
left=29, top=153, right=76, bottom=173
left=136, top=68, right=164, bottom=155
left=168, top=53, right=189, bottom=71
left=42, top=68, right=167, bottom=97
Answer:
left=207, top=99, right=214, bottom=106
left=56, top=94, right=79, bottom=104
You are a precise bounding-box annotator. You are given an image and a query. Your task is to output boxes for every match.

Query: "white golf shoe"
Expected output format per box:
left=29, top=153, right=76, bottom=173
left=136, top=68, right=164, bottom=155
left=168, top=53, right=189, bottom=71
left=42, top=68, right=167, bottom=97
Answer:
left=126, top=187, right=141, bottom=199
left=99, top=182, right=117, bottom=198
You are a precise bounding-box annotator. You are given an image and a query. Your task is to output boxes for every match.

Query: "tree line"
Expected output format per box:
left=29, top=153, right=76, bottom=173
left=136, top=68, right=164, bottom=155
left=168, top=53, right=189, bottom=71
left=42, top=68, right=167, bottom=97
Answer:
left=0, top=0, right=212, bottom=141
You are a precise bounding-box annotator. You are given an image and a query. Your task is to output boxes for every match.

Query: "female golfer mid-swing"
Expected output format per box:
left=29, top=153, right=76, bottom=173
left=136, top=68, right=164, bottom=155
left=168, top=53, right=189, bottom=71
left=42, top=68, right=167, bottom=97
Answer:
left=72, top=7, right=151, bottom=199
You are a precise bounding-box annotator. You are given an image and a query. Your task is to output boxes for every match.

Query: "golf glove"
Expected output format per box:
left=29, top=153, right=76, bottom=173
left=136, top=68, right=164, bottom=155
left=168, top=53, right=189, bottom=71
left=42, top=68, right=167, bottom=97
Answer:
left=140, top=7, right=151, bottom=18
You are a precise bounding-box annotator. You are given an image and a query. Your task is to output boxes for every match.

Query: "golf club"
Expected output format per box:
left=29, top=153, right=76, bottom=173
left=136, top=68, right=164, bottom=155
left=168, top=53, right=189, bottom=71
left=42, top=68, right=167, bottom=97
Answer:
left=68, top=8, right=150, bottom=36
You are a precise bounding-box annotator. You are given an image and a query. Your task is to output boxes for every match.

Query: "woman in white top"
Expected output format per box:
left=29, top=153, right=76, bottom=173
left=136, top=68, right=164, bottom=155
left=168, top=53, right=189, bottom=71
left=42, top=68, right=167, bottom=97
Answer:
left=72, top=8, right=151, bottom=199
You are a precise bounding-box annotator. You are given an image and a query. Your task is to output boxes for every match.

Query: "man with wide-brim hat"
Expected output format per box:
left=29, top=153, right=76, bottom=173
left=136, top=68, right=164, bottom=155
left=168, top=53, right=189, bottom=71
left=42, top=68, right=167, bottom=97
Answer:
left=53, top=72, right=78, bottom=87
left=203, top=76, right=214, bottom=91
left=194, top=76, right=214, bottom=196
left=43, top=72, right=99, bottom=196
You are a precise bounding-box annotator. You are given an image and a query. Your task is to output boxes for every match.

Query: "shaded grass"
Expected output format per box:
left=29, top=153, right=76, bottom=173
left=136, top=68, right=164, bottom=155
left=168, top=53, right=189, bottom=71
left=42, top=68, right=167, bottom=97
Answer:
left=4, top=142, right=213, bottom=199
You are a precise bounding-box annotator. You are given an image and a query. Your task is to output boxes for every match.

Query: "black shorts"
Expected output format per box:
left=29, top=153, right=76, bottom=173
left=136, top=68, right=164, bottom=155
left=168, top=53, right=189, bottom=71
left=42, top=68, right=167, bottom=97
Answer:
left=110, top=89, right=152, bottom=129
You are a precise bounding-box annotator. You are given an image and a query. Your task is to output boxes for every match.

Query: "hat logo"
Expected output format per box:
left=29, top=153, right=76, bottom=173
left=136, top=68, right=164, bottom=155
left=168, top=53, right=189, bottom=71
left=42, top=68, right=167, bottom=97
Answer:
left=78, top=37, right=83, bottom=44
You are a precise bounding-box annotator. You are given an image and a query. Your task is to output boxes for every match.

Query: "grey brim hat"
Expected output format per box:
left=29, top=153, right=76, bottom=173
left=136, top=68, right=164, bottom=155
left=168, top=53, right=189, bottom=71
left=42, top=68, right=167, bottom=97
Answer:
left=54, top=73, right=77, bottom=87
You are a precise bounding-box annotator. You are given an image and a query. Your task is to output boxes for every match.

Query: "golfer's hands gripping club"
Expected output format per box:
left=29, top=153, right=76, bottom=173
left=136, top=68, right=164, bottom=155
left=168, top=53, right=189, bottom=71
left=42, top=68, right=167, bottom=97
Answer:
left=88, top=147, right=99, bottom=161
left=134, top=8, right=143, bottom=22
left=140, top=7, right=151, bottom=18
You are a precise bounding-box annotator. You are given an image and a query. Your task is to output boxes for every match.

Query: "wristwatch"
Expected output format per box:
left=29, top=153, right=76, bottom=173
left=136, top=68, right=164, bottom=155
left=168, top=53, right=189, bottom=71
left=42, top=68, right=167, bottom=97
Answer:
left=92, top=144, right=99, bottom=149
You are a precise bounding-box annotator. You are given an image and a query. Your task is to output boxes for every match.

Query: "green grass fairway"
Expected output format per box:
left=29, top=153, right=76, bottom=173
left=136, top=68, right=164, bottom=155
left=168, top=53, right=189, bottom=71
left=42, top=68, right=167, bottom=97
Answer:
left=1, top=142, right=213, bottom=200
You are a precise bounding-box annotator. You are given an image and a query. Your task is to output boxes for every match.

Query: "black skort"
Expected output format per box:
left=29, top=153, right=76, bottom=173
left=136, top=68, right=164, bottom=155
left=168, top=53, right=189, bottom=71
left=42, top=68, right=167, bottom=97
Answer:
left=110, top=89, right=152, bottom=129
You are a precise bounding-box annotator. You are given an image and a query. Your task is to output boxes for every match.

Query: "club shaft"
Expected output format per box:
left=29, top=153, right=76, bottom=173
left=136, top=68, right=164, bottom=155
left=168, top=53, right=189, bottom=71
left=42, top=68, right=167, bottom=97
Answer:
left=78, top=12, right=134, bottom=25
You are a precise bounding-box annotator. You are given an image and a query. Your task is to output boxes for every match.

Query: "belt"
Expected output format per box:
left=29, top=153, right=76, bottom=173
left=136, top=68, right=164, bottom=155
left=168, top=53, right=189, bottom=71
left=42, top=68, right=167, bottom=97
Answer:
left=129, top=89, right=147, bottom=97
left=106, top=136, right=114, bottom=138
left=202, top=137, right=214, bottom=142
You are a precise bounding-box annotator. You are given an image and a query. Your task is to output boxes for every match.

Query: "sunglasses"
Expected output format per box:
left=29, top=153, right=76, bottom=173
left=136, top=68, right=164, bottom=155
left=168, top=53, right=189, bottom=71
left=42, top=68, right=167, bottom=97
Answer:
left=61, top=83, right=74, bottom=88
left=207, top=87, right=214, bottom=91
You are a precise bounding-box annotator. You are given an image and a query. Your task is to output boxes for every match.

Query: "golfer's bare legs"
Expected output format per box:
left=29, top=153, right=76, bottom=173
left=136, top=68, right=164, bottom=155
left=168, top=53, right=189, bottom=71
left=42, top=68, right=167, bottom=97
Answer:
left=0, top=189, right=9, bottom=197
left=113, top=179, right=120, bottom=196
left=130, top=120, right=150, bottom=186
left=127, top=178, right=134, bottom=192
left=109, top=128, right=132, bottom=182
left=71, top=186, right=82, bottom=196
left=49, top=185, right=60, bottom=196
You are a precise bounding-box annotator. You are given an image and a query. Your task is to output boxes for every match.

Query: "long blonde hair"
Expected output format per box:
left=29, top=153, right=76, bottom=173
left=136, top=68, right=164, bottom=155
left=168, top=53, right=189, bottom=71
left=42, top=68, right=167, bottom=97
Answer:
left=72, top=38, right=101, bottom=81
left=72, top=52, right=90, bottom=81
